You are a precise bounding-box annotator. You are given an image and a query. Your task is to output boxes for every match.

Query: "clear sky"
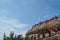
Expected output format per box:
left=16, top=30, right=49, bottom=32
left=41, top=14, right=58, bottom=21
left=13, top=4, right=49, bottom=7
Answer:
left=0, top=0, right=60, bottom=40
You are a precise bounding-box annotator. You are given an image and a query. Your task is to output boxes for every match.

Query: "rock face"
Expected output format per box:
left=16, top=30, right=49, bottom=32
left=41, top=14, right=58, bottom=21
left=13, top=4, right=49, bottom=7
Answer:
left=26, top=16, right=60, bottom=40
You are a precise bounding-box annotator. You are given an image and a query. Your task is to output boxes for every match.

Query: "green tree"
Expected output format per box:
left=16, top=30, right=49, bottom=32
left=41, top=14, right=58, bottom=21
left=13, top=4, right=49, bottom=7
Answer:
left=9, top=32, right=14, bottom=40
left=6, top=37, right=10, bottom=40
left=14, top=35, right=17, bottom=40
left=3, top=33, right=6, bottom=40
left=3, top=32, right=24, bottom=40
left=17, top=35, right=23, bottom=40
left=25, top=36, right=30, bottom=40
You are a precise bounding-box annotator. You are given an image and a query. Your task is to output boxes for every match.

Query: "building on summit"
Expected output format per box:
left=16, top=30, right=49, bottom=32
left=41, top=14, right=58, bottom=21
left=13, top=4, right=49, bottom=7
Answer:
left=26, top=16, right=60, bottom=40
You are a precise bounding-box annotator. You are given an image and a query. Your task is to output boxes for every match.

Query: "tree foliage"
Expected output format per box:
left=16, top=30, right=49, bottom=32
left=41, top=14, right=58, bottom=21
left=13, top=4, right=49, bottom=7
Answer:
left=3, top=32, right=30, bottom=40
left=3, top=32, right=24, bottom=40
left=25, top=36, right=30, bottom=40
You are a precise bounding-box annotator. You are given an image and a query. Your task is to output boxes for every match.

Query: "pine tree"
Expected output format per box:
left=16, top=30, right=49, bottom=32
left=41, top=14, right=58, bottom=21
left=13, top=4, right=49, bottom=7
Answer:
left=3, top=33, right=6, bottom=40
left=9, top=32, right=14, bottom=40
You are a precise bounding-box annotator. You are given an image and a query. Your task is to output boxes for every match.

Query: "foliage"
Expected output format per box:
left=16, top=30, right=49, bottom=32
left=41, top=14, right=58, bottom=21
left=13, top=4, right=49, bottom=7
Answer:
left=25, top=36, right=30, bottom=40
left=3, top=33, right=6, bottom=40
left=3, top=32, right=30, bottom=40
left=57, top=24, right=60, bottom=28
left=3, top=32, right=23, bottom=40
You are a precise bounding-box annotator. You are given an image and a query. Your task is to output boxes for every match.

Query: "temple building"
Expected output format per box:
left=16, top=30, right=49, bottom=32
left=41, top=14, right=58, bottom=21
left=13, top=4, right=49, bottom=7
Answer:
left=26, top=16, right=60, bottom=40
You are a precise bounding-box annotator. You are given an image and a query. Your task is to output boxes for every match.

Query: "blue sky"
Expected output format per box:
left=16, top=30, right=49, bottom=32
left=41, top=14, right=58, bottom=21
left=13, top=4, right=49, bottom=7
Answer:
left=0, top=0, right=60, bottom=40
